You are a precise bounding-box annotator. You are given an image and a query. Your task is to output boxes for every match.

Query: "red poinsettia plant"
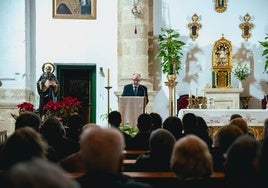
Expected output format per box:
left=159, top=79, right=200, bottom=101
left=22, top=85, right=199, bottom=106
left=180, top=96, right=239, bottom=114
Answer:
left=43, top=96, right=82, bottom=118
left=17, top=102, right=35, bottom=113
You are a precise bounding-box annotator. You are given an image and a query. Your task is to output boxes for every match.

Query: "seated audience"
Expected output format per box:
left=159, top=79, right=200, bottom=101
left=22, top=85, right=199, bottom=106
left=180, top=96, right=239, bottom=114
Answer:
left=135, top=129, right=176, bottom=172
left=170, top=134, right=213, bottom=180
left=1, top=158, right=80, bottom=188
left=211, top=125, right=243, bottom=172
left=196, top=116, right=213, bottom=150
left=126, top=113, right=152, bottom=150
left=15, top=112, right=41, bottom=131
left=108, top=111, right=132, bottom=147
left=149, top=112, right=163, bottom=131
left=163, top=116, right=183, bottom=140
left=229, top=117, right=255, bottom=138
left=66, top=114, right=83, bottom=144
left=0, top=127, right=47, bottom=170
left=257, top=118, right=268, bottom=148
left=181, top=113, right=198, bottom=137
left=258, top=134, right=268, bottom=188
left=229, top=113, right=242, bottom=121
left=59, top=123, right=101, bottom=173
left=39, top=117, right=79, bottom=162
left=76, top=127, right=152, bottom=188
left=224, top=135, right=259, bottom=188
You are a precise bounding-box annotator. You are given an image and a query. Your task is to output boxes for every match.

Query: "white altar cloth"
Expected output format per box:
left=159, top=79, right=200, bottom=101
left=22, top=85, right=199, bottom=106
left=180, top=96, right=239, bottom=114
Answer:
left=178, top=109, right=268, bottom=126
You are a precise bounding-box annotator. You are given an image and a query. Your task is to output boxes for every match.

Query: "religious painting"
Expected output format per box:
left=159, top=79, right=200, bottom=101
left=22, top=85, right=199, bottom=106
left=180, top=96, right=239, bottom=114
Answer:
left=53, top=0, right=96, bottom=19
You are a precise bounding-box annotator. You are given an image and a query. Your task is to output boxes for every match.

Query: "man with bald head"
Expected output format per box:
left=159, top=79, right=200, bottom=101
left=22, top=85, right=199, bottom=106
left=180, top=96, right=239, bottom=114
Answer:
left=76, top=127, right=152, bottom=188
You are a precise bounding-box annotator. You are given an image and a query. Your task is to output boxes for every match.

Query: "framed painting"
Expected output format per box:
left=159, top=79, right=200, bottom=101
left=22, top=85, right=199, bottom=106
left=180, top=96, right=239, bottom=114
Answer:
left=53, top=0, right=96, bottom=19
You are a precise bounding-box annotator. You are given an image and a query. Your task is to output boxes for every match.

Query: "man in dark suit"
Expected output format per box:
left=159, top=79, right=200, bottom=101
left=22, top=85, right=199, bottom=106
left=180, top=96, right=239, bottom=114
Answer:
left=122, top=73, right=149, bottom=104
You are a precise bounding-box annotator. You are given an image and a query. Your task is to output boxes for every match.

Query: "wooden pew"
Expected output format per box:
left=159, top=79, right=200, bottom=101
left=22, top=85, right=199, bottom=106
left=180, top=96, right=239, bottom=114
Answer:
left=68, top=171, right=225, bottom=188
left=122, top=159, right=137, bottom=171
left=123, top=150, right=147, bottom=159
left=122, top=171, right=225, bottom=188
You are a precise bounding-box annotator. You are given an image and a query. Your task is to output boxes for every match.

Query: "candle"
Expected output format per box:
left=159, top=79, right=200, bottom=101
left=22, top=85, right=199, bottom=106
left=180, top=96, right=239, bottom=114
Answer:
left=196, top=88, right=198, bottom=97
left=107, top=68, right=110, bottom=86
left=189, top=90, right=192, bottom=97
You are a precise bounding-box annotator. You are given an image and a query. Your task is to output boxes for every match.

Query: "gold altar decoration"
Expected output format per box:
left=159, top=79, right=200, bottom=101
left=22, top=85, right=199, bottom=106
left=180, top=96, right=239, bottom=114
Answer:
left=165, top=74, right=178, bottom=116
left=212, top=35, right=232, bottom=88
left=239, top=13, right=254, bottom=41
left=209, top=125, right=264, bottom=141
left=214, top=0, right=227, bottom=13
left=188, top=13, right=202, bottom=41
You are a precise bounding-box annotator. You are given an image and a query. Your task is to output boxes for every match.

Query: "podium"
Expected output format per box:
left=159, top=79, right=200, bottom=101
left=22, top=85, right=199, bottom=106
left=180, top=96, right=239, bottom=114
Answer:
left=118, top=96, right=145, bottom=127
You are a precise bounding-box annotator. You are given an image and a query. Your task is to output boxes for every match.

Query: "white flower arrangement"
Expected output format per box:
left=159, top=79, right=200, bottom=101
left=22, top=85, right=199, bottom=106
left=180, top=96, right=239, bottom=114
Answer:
left=232, top=64, right=250, bottom=81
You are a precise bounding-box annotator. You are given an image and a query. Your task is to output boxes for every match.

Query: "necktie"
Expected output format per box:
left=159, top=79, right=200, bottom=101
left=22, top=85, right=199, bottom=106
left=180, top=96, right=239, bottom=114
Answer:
left=134, top=86, right=138, bottom=96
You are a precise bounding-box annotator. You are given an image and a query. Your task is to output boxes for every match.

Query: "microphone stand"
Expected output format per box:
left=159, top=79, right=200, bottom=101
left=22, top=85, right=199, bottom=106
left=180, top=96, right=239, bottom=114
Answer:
left=140, top=85, right=147, bottom=113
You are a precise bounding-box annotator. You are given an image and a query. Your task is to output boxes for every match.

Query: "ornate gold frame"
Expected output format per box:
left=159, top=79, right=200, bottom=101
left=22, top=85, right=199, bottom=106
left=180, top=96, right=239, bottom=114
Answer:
left=215, top=0, right=227, bottom=13
left=212, top=35, right=232, bottom=88
left=188, top=13, right=202, bottom=41
left=53, top=0, right=96, bottom=19
left=239, top=13, right=254, bottom=41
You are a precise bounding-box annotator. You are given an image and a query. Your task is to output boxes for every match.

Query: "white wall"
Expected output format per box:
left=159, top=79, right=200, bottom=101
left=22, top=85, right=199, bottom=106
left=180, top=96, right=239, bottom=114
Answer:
left=153, top=0, right=268, bottom=120
left=34, top=0, right=118, bottom=126
left=0, top=0, right=26, bottom=88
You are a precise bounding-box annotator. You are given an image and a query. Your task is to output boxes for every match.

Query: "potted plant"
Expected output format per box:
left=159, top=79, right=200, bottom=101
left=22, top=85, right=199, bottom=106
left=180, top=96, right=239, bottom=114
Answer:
left=157, top=28, right=186, bottom=76
left=259, top=33, right=268, bottom=74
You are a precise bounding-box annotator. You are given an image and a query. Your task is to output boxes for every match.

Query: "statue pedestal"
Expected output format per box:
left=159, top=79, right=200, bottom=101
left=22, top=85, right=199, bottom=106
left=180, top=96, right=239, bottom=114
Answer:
left=204, top=88, right=244, bottom=109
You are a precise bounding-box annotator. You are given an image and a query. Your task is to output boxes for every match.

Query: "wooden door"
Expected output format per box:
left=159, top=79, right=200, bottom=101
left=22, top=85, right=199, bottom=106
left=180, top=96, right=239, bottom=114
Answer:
left=56, top=65, right=96, bottom=124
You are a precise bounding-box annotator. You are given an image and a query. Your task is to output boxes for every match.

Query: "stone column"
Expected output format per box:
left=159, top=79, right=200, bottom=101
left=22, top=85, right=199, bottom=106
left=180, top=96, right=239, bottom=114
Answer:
left=117, top=0, right=155, bottom=113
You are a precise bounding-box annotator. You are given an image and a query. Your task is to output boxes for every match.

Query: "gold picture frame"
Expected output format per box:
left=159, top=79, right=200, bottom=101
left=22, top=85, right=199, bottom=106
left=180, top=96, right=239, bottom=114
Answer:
left=215, top=0, right=227, bottom=13
left=188, top=13, right=202, bottom=41
left=239, top=13, right=254, bottom=41
left=53, top=0, right=96, bottom=19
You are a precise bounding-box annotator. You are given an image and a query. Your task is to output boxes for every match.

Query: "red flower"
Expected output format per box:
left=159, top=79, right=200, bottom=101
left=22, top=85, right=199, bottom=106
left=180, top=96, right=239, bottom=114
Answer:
left=17, top=102, right=34, bottom=113
left=43, top=96, right=82, bottom=118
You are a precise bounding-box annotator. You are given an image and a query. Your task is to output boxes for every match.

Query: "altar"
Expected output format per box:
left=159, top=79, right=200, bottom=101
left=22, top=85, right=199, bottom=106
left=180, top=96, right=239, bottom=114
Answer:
left=178, top=109, right=266, bottom=140
left=204, top=88, right=244, bottom=109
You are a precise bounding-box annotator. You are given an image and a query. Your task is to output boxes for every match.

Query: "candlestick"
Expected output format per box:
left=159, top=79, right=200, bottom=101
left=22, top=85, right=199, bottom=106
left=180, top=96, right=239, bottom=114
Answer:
left=107, top=68, right=110, bottom=86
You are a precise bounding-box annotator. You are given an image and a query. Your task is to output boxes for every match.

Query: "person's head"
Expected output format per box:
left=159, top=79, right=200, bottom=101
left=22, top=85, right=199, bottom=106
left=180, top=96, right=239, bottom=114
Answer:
left=15, top=112, right=41, bottom=132
left=229, top=114, right=242, bottom=121
left=137, top=113, right=152, bottom=132
left=39, top=117, right=66, bottom=144
left=79, top=127, right=125, bottom=174
left=2, top=158, right=80, bottom=188
left=149, top=129, right=176, bottom=157
left=182, top=113, right=197, bottom=134
left=132, top=73, right=141, bottom=86
left=196, top=116, right=209, bottom=133
left=262, top=118, right=268, bottom=139
left=1, top=127, right=47, bottom=170
left=213, top=125, right=244, bottom=154
left=170, top=134, right=213, bottom=180
left=149, top=112, right=163, bottom=131
left=224, top=135, right=258, bottom=187
left=108, top=111, right=122, bottom=128
left=258, top=135, right=268, bottom=187
left=229, top=118, right=248, bottom=134
left=163, top=116, right=183, bottom=140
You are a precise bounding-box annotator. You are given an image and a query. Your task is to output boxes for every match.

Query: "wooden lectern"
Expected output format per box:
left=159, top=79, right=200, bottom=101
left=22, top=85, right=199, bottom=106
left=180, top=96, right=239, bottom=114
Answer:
left=118, top=96, right=146, bottom=127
